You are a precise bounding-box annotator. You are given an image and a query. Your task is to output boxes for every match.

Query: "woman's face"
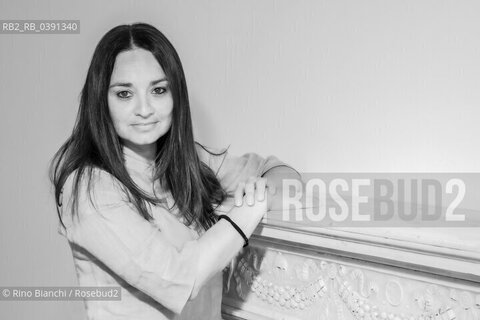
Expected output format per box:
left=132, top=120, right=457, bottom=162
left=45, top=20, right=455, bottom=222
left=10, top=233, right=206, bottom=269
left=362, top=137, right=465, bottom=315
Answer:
left=108, top=48, right=173, bottom=155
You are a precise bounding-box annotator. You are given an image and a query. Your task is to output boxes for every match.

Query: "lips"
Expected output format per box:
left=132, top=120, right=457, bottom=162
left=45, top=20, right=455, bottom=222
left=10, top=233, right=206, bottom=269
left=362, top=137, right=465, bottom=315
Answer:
left=132, top=121, right=159, bottom=126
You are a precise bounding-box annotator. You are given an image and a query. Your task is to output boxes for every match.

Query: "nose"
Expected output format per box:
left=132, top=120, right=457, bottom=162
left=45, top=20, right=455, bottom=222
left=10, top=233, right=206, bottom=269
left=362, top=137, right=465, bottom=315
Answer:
left=134, top=95, right=154, bottom=118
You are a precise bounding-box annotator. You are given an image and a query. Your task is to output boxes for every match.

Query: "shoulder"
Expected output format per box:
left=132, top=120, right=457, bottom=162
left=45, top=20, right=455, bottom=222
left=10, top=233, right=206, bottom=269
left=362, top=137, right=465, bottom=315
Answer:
left=60, top=167, right=127, bottom=217
left=62, top=167, right=121, bottom=195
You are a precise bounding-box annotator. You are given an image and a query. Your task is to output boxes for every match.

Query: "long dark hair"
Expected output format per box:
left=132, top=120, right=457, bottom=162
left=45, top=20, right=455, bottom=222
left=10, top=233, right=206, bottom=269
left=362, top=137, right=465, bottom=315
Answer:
left=50, top=23, right=229, bottom=231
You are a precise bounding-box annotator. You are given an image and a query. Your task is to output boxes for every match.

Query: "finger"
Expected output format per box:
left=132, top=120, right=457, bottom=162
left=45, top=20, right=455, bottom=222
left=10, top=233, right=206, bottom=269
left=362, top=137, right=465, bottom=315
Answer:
left=266, top=180, right=277, bottom=195
left=245, top=179, right=256, bottom=206
left=255, top=177, right=266, bottom=201
left=234, top=182, right=246, bottom=206
left=215, top=197, right=236, bottom=214
left=214, top=204, right=229, bottom=214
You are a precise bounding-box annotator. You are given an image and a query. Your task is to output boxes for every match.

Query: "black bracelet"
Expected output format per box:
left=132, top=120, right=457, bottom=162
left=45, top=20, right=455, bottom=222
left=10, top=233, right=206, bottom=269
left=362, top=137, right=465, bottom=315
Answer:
left=218, top=215, right=249, bottom=247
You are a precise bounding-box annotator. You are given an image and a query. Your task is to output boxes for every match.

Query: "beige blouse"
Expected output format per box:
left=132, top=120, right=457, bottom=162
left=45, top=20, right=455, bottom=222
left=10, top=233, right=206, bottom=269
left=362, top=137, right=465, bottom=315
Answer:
left=58, top=145, right=289, bottom=320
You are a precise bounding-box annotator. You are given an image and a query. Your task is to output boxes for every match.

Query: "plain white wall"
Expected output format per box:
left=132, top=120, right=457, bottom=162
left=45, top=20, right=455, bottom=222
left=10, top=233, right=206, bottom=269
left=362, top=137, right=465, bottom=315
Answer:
left=1, top=0, right=479, bottom=319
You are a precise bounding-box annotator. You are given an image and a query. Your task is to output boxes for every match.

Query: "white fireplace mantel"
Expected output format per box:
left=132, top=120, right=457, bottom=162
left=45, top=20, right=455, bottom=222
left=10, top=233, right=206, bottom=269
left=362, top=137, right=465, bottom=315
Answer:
left=222, top=208, right=480, bottom=320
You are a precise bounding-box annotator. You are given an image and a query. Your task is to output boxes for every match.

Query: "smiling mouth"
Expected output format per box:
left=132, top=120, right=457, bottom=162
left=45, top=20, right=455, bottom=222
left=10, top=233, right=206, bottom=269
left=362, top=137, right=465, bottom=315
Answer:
left=132, top=121, right=159, bottom=126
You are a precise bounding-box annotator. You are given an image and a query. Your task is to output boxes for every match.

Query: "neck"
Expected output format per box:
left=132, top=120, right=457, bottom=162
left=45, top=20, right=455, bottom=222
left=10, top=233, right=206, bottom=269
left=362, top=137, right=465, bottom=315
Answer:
left=123, top=142, right=157, bottom=163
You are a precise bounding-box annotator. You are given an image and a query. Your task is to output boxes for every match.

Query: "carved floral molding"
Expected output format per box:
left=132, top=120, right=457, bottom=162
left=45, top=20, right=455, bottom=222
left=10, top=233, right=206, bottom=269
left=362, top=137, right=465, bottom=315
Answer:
left=223, top=244, right=480, bottom=320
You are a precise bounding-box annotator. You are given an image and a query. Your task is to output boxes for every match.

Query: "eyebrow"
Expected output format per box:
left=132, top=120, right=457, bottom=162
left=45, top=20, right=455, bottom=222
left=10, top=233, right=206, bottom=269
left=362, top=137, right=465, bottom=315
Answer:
left=109, top=78, right=168, bottom=89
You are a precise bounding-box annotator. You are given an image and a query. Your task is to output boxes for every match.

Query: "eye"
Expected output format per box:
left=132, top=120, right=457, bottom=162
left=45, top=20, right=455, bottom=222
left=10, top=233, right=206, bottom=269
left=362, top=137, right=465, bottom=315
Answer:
left=152, top=87, right=167, bottom=95
left=116, top=91, right=132, bottom=99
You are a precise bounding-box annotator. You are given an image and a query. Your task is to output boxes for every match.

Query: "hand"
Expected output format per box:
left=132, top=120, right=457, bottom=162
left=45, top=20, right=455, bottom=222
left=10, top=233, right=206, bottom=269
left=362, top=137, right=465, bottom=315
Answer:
left=234, top=177, right=276, bottom=207
left=227, top=193, right=268, bottom=237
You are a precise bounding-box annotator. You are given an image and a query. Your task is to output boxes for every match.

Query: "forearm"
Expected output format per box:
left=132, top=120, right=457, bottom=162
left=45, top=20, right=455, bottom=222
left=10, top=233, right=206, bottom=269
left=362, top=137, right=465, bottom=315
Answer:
left=190, top=200, right=266, bottom=298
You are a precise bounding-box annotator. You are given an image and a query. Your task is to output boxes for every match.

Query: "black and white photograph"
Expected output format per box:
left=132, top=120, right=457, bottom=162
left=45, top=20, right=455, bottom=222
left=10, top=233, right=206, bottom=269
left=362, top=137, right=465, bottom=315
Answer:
left=0, top=1, right=479, bottom=319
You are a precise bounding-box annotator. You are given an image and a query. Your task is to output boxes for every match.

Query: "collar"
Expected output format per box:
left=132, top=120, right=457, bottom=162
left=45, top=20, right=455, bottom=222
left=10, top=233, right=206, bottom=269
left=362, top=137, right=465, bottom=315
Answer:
left=122, top=145, right=156, bottom=173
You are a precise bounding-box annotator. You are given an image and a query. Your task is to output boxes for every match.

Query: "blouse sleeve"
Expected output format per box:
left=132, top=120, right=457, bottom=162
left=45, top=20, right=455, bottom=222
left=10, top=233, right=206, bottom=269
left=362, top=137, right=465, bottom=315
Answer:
left=196, top=144, right=297, bottom=194
left=59, top=169, right=198, bottom=314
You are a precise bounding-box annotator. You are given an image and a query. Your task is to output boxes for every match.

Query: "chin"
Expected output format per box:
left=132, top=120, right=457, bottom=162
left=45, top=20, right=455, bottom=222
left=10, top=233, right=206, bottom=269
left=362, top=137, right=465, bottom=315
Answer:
left=136, top=132, right=167, bottom=145
left=134, top=137, right=161, bottom=146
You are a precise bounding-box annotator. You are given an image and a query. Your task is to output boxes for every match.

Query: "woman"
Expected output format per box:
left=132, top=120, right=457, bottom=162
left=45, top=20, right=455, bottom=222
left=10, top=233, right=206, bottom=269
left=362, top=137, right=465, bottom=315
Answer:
left=51, top=23, right=299, bottom=319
